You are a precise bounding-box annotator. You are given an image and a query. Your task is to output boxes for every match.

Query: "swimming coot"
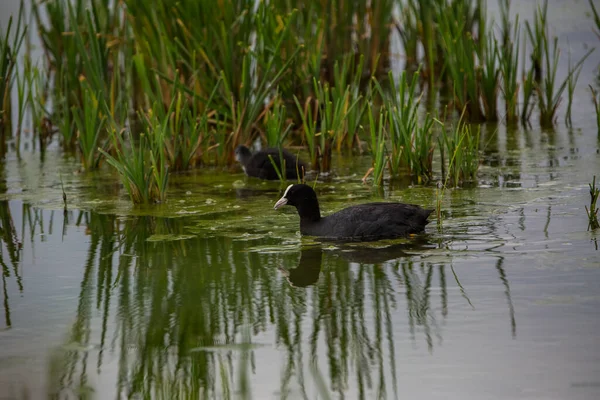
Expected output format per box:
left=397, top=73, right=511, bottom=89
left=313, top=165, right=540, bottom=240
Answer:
left=273, top=184, right=434, bottom=242
left=234, top=145, right=307, bottom=181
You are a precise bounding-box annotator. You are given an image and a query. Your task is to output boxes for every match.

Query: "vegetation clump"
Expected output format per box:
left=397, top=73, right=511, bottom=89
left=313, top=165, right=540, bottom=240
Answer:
left=0, top=0, right=598, bottom=202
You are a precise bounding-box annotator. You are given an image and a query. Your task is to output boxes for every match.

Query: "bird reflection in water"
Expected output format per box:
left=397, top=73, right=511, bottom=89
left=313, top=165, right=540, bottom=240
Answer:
left=279, top=235, right=436, bottom=287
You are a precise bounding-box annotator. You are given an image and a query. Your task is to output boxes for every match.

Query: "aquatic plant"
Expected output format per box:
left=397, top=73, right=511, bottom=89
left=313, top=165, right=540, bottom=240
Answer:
left=498, top=0, right=521, bottom=125
left=364, top=106, right=387, bottom=186
left=565, top=47, right=584, bottom=128
left=296, top=72, right=362, bottom=173
left=72, top=85, right=107, bottom=170
left=520, top=0, right=593, bottom=128
left=534, top=36, right=592, bottom=128
left=587, top=176, right=600, bottom=230
left=591, top=85, right=600, bottom=135
left=33, top=0, right=127, bottom=149
left=375, top=70, right=435, bottom=183
left=394, top=2, right=419, bottom=73
left=0, top=3, right=26, bottom=140
left=436, top=1, right=486, bottom=122
left=437, top=111, right=481, bottom=188
left=590, top=0, right=600, bottom=39
left=99, top=97, right=172, bottom=204
left=262, top=100, right=300, bottom=182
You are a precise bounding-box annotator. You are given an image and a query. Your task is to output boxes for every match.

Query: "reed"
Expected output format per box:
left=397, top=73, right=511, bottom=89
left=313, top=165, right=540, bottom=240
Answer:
left=365, top=106, right=387, bottom=186
left=99, top=97, right=173, bottom=204
left=591, top=85, right=600, bottom=135
left=296, top=74, right=362, bottom=173
left=375, top=71, right=435, bottom=183
left=33, top=0, right=126, bottom=149
left=412, top=0, right=441, bottom=90
left=535, top=31, right=592, bottom=128
left=436, top=2, right=485, bottom=122
left=294, top=94, right=319, bottom=171
left=0, top=2, right=26, bottom=139
left=72, top=85, right=107, bottom=170
left=590, top=0, right=600, bottom=39
left=395, top=1, right=419, bottom=73
left=479, top=36, right=500, bottom=122
left=264, top=100, right=293, bottom=148
left=520, top=40, right=536, bottom=127
left=332, top=55, right=370, bottom=151
left=565, top=47, right=584, bottom=128
left=225, top=9, right=302, bottom=161
left=586, top=176, right=599, bottom=230
left=263, top=98, right=296, bottom=182
left=437, top=111, right=481, bottom=188
left=499, top=0, right=521, bottom=124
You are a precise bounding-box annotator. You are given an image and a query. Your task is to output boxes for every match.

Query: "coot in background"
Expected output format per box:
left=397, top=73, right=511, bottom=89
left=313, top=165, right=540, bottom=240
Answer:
left=234, top=145, right=307, bottom=181
left=274, top=184, right=434, bottom=242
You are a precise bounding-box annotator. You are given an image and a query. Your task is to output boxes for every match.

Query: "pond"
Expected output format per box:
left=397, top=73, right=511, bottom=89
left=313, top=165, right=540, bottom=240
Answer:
left=1, top=1, right=600, bottom=400
left=1, top=120, right=599, bottom=400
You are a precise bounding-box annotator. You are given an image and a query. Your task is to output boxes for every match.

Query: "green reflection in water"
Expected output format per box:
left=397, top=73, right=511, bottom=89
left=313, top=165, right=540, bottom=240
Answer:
left=0, top=208, right=517, bottom=399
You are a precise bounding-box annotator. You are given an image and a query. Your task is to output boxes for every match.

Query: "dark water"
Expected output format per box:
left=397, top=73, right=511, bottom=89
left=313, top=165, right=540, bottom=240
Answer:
left=1, top=1, right=600, bottom=399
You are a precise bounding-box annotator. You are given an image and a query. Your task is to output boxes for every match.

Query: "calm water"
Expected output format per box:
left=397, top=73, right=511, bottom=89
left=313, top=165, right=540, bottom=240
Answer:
left=1, top=1, right=600, bottom=400
left=1, top=122, right=599, bottom=399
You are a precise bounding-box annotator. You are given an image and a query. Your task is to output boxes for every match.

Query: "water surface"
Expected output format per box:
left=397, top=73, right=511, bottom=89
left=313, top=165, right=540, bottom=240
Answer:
left=1, top=1, right=600, bottom=399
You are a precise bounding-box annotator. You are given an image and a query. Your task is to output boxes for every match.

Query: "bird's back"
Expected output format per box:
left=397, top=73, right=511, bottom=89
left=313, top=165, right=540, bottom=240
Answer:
left=247, top=148, right=306, bottom=180
left=301, top=202, right=433, bottom=241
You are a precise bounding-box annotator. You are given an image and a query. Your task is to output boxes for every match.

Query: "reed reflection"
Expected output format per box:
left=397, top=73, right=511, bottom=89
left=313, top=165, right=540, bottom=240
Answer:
left=40, top=211, right=517, bottom=399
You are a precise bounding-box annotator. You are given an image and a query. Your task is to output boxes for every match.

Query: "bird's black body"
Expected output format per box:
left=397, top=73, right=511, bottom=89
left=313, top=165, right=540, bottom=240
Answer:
left=274, top=184, right=434, bottom=242
left=234, top=145, right=307, bottom=181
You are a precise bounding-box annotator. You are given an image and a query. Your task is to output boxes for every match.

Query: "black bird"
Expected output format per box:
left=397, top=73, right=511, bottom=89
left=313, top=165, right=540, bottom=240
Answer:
left=234, top=145, right=307, bottom=181
left=274, top=184, right=434, bottom=242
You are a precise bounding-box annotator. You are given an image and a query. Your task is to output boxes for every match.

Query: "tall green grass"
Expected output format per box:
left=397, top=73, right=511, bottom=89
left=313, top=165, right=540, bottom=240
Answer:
left=532, top=19, right=593, bottom=128
left=437, top=111, right=481, bottom=188
left=0, top=0, right=596, bottom=204
left=0, top=2, right=26, bottom=141
left=365, top=106, right=387, bottom=186
left=499, top=0, right=521, bottom=124
left=436, top=1, right=486, bottom=122
left=375, top=71, right=435, bottom=183
left=100, top=104, right=170, bottom=204
left=591, top=85, right=600, bottom=135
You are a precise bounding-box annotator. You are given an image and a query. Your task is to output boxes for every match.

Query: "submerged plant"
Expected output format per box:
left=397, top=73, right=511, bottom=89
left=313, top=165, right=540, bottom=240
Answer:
left=586, top=176, right=599, bottom=230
